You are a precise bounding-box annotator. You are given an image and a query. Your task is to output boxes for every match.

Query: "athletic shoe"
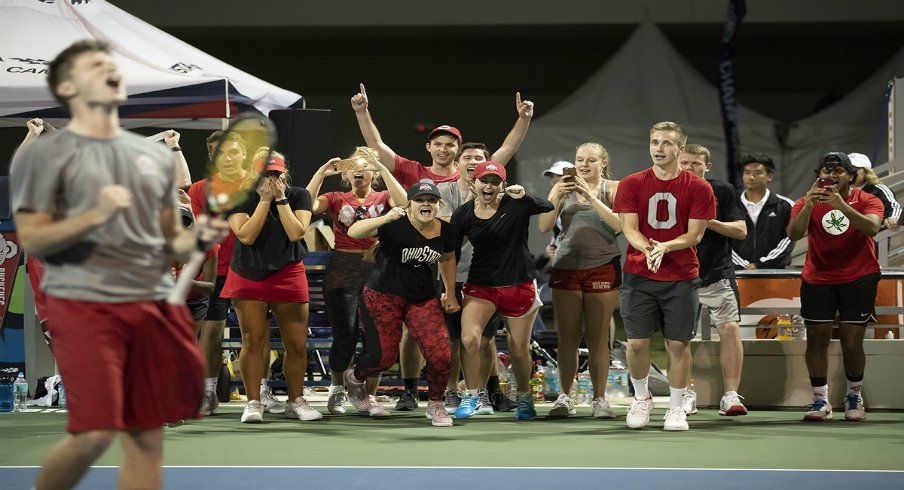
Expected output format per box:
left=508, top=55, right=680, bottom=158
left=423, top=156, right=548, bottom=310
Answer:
left=241, top=400, right=264, bottom=423
left=682, top=389, right=698, bottom=415
left=395, top=389, right=419, bottom=411
left=719, top=393, right=748, bottom=416
left=548, top=393, right=576, bottom=418
left=164, top=419, right=184, bottom=428
left=490, top=391, right=517, bottom=412
left=591, top=397, right=615, bottom=419
left=454, top=392, right=480, bottom=419
left=327, top=385, right=348, bottom=415
left=475, top=390, right=495, bottom=415
left=444, top=389, right=462, bottom=414
left=260, top=389, right=286, bottom=414
left=843, top=393, right=866, bottom=421
left=425, top=400, right=453, bottom=427
left=663, top=407, right=689, bottom=431
left=286, top=396, right=323, bottom=421
left=626, top=396, right=654, bottom=429
left=803, top=399, right=833, bottom=422
left=343, top=369, right=369, bottom=412
left=201, top=390, right=219, bottom=416
left=515, top=393, right=537, bottom=420
left=358, top=395, right=391, bottom=418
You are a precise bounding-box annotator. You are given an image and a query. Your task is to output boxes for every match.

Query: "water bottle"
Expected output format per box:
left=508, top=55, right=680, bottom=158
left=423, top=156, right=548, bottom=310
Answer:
left=14, top=372, right=28, bottom=412
left=776, top=314, right=792, bottom=340
left=605, top=368, right=628, bottom=400
left=58, top=381, right=67, bottom=408
left=0, top=374, right=14, bottom=413
left=503, top=365, right=517, bottom=400
left=791, top=315, right=805, bottom=340
left=530, top=365, right=545, bottom=402
left=545, top=364, right=561, bottom=395
left=576, top=372, right=592, bottom=405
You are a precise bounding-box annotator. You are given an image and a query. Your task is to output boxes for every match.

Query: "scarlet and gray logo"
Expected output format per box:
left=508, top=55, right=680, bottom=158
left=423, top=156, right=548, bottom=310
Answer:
left=485, top=164, right=499, bottom=171
left=400, top=246, right=441, bottom=265
left=0, top=235, right=17, bottom=264
left=170, top=62, right=202, bottom=74
left=419, top=183, right=431, bottom=191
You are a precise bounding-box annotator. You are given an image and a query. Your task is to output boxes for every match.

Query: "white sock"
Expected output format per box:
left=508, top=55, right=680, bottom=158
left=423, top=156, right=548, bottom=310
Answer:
left=669, top=386, right=686, bottom=409
left=260, top=379, right=268, bottom=395
left=328, top=384, right=343, bottom=394
left=813, top=385, right=829, bottom=401
left=847, top=380, right=863, bottom=395
left=468, top=389, right=479, bottom=397
left=631, top=377, right=650, bottom=399
left=204, top=377, right=216, bottom=393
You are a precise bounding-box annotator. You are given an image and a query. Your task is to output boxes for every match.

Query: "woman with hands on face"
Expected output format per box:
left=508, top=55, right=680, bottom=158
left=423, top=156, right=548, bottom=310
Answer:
left=343, top=181, right=459, bottom=427
left=306, top=147, right=407, bottom=417
left=221, top=150, right=323, bottom=424
left=538, top=142, right=622, bottom=420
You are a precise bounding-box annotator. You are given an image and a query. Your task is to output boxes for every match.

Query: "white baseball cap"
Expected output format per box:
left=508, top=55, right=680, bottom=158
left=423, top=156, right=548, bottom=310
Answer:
left=543, top=160, right=575, bottom=177
left=848, top=152, right=871, bottom=170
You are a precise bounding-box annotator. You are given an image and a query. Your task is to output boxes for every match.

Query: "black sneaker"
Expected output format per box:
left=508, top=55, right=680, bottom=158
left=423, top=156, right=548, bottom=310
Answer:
left=490, top=391, right=516, bottom=412
left=395, top=389, right=419, bottom=411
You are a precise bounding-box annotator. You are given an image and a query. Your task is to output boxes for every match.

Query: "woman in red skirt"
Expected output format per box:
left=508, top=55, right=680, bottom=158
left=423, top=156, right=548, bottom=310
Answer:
left=221, top=150, right=323, bottom=424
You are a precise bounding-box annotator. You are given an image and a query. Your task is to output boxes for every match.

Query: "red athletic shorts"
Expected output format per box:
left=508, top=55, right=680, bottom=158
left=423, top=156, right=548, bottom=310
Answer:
left=46, top=296, right=205, bottom=433
left=26, top=256, right=48, bottom=322
left=549, top=261, right=621, bottom=293
left=221, top=261, right=309, bottom=303
left=461, top=281, right=541, bottom=318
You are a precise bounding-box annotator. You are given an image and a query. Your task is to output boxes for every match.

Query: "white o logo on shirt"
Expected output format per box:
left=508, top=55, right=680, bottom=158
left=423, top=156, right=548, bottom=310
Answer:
left=821, top=210, right=849, bottom=236
left=647, top=192, right=677, bottom=229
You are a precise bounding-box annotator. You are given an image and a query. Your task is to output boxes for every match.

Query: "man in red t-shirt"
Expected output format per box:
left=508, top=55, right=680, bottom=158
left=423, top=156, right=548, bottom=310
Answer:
left=787, top=152, right=883, bottom=423
left=612, top=121, right=716, bottom=432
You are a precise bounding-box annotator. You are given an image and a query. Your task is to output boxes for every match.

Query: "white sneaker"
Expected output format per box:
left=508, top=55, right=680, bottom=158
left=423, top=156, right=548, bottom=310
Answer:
left=719, top=393, right=748, bottom=416
left=241, top=400, right=264, bottom=423
left=343, top=369, right=369, bottom=412
left=286, top=396, right=323, bottom=421
left=201, top=390, right=219, bottom=416
left=843, top=393, right=866, bottom=421
left=475, top=390, right=495, bottom=415
left=327, top=385, right=348, bottom=415
left=260, top=388, right=286, bottom=414
left=359, top=395, right=391, bottom=418
left=591, top=397, right=615, bottom=419
left=626, top=396, right=653, bottom=429
left=803, top=399, right=833, bottom=422
left=682, top=389, right=698, bottom=415
left=663, top=407, right=689, bottom=431
left=425, top=400, right=453, bottom=427
left=548, top=393, right=576, bottom=418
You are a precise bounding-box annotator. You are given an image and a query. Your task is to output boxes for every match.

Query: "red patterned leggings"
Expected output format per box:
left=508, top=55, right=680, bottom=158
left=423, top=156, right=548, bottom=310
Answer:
left=356, top=287, right=451, bottom=401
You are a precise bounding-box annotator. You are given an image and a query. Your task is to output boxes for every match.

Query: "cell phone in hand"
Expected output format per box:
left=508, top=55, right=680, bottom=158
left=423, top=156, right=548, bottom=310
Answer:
left=818, top=178, right=834, bottom=189
left=333, top=158, right=369, bottom=172
left=562, top=167, right=576, bottom=182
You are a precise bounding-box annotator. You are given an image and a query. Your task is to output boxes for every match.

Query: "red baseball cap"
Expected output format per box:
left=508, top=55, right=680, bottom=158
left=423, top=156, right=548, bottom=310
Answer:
left=428, top=125, right=462, bottom=143
left=255, top=154, right=287, bottom=173
left=472, top=161, right=506, bottom=182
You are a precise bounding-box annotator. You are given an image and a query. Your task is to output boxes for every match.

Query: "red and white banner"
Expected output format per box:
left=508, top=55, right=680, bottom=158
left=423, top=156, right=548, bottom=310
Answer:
left=0, top=232, right=21, bottom=332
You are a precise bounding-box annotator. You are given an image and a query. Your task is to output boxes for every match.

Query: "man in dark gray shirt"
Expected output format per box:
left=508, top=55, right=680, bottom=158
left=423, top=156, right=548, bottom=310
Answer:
left=11, top=40, right=223, bottom=490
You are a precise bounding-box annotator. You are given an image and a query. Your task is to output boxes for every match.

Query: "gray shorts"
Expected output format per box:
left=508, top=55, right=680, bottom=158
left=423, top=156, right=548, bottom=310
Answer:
left=619, top=273, right=700, bottom=342
left=697, top=278, right=741, bottom=327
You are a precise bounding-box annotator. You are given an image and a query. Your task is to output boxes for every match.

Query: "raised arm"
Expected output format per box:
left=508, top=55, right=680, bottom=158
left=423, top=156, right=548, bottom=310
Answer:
left=307, top=158, right=342, bottom=214
left=229, top=180, right=273, bottom=245
left=538, top=180, right=573, bottom=233
left=351, top=83, right=397, bottom=171
left=164, top=130, right=192, bottom=188
left=348, top=206, right=406, bottom=239
left=490, top=92, right=534, bottom=166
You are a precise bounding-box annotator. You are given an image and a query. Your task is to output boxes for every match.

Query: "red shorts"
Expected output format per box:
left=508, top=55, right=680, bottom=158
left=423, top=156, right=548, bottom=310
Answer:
left=26, top=256, right=48, bottom=322
left=46, top=296, right=205, bottom=433
left=549, top=261, right=621, bottom=293
left=462, top=281, right=541, bottom=318
left=221, top=261, right=309, bottom=303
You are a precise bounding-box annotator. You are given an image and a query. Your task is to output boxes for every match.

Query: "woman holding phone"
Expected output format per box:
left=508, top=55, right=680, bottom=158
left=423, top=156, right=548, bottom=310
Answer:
left=538, top=142, right=622, bottom=419
left=222, top=150, right=322, bottom=424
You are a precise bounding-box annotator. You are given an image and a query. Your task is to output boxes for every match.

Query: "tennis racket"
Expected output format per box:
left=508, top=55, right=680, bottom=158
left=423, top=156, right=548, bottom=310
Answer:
left=167, top=113, right=277, bottom=304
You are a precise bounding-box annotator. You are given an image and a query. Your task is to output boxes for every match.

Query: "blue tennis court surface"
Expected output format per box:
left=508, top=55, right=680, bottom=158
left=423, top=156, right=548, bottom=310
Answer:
left=3, top=466, right=903, bottom=490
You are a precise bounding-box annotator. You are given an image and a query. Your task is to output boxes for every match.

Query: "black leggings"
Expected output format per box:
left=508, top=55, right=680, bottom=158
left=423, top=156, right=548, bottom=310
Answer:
left=323, top=251, right=373, bottom=373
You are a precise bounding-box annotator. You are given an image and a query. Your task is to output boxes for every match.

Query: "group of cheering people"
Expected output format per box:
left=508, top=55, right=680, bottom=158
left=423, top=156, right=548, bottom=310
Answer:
left=12, top=39, right=887, bottom=490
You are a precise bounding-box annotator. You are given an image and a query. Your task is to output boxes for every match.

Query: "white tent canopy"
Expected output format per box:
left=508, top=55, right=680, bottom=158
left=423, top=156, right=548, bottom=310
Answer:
left=516, top=21, right=783, bottom=252
left=0, top=0, right=302, bottom=128
left=783, top=44, right=904, bottom=200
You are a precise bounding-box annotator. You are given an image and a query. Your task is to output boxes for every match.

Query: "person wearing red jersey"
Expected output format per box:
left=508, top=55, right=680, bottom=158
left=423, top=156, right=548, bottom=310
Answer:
left=787, top=152, right=882, bottom=423
left=612, top=121, right=716, bottom=432
left=307, top=147, right=407, bottom=417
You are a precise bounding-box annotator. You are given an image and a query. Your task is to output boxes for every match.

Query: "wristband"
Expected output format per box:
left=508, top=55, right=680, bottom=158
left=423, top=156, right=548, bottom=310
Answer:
left=170, top=146, right=182, bottom=152
left=274, top=198, right=289, bottom=206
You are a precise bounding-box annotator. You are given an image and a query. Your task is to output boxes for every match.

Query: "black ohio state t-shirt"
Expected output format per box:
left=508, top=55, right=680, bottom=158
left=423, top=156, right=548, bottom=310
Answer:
left=366, top=218, right=455, bottom=302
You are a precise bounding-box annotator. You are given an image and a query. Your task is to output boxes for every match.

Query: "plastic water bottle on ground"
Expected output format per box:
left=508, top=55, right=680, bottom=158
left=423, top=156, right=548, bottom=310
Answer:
left=605, top=368, right=628, bottom=399
left=0, top=374, right=14, bottom=412
left=13, top=372, right=28, bottom=412
left=545, top=364, right=561, bottom=395
left=576, top=372, right=592, bottom=405
left=58, top=380, right=67, bottom=408
left=776, top=314, right=792, bottom=340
